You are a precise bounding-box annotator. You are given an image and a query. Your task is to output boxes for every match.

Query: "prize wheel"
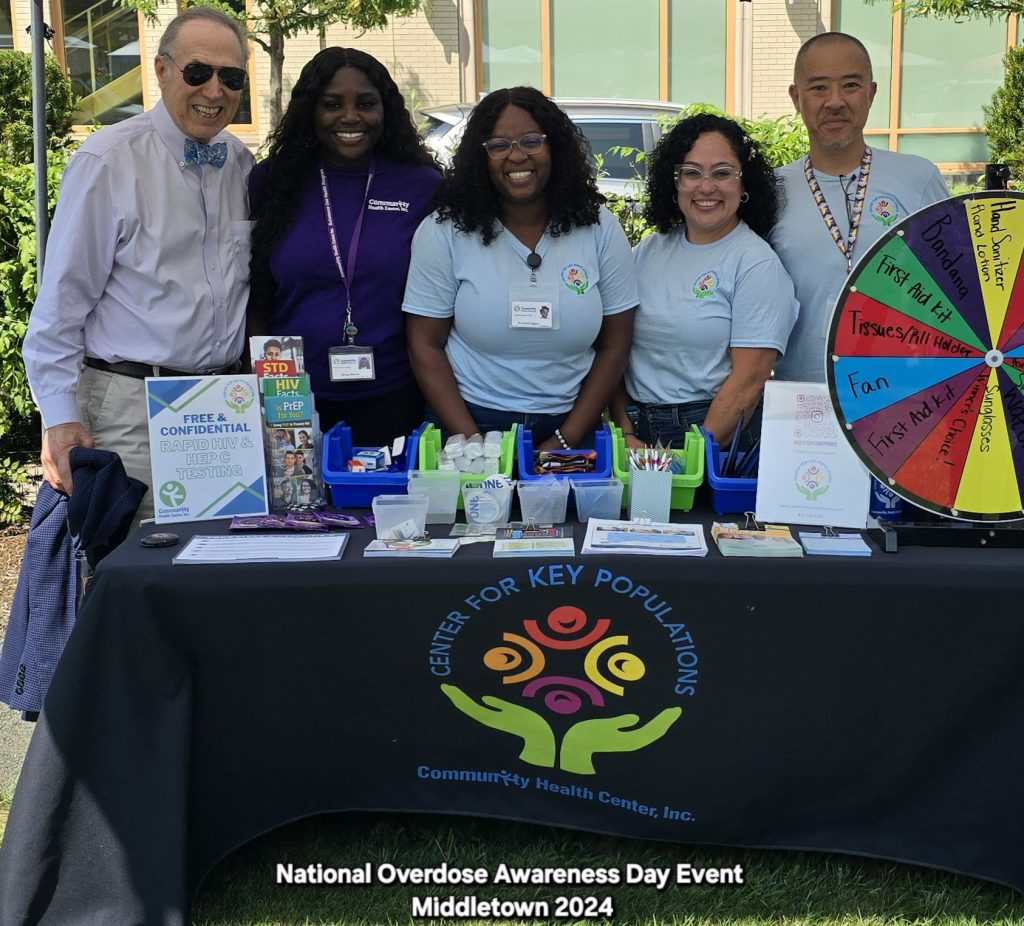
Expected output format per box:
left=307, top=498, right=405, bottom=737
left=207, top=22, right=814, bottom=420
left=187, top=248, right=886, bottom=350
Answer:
left=827, top=191, right=1024, bottom=522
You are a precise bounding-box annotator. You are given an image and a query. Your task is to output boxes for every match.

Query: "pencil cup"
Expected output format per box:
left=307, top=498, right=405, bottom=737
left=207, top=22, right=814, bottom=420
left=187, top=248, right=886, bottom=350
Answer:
left=627, top=469, right=672, bottom=523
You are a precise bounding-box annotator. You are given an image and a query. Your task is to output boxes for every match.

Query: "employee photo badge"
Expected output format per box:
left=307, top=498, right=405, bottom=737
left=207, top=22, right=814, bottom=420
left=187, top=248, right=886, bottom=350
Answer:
left=329, top=345, right=376, bottom=382
left=509, top=281, right=558, bottom=330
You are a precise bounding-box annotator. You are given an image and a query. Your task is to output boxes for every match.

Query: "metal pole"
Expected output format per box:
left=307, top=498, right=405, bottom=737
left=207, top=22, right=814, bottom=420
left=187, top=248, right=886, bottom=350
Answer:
left=30, top=0, right=49, bottom=282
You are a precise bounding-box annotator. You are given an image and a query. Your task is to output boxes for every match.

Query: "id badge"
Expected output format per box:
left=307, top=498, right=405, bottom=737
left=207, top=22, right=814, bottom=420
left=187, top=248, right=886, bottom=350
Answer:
left=329, top=345, right=375, bottom=381
left=509, top=282, right=559, bottom=330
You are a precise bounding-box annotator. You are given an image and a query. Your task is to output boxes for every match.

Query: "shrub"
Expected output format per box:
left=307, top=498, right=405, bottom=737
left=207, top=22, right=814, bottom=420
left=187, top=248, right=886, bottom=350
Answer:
left=602, top=103, right=809, bottom=245
left=984, top=45, right=1024, bottom=184
left=0, top=50, right=78, bottom=162
left=0, top=53, right=77, bottom=523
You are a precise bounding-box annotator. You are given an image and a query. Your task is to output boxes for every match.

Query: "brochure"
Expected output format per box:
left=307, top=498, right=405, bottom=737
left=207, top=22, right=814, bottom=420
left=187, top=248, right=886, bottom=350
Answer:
left=711, top=522, right=804, bottom=557
left=799, top=531, right=873, bottom=557
left=581, top=518, right=708, bottom=557
left=493, top=538, right=576, bottom=558
left=364, top=538, right=461, bottom=558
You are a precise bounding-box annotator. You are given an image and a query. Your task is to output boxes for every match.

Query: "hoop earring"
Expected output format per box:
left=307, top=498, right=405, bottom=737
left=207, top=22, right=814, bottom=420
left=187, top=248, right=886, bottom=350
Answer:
left=740, top=192, right=749, bottom=203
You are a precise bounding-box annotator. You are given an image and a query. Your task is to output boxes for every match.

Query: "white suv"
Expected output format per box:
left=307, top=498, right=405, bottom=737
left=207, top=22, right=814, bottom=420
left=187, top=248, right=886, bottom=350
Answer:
left=420, top=98, right=686, bottom=199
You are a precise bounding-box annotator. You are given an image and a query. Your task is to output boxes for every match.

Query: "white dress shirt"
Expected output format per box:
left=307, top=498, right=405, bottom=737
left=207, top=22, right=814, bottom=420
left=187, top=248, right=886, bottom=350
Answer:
left=23, top=100, right=255, bottom=427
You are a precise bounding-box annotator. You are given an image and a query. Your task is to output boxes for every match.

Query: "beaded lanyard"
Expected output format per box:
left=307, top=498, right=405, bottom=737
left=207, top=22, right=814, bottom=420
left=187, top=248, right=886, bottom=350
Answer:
left=803, top=146, right=872, bottom=275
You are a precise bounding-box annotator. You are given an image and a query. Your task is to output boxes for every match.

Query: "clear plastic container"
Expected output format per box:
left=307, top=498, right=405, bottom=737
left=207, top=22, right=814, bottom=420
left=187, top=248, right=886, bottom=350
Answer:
left=407, top=471, right=462, bottom=524
left=571, top=477, right=624, bottom=522
left=517, top=478, right=571, bottom=524
left=462, top=478, right=515, bottom=525
left=371, top=494, right=429, bottom=540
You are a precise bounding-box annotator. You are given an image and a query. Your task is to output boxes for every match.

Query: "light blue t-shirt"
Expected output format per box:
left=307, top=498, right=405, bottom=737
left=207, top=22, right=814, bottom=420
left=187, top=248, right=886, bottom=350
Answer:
left=625, top=221, right=798, bottom=405
left=402, top=206, right=638, bottom=413
left=770, top=147, right=949, bottom=383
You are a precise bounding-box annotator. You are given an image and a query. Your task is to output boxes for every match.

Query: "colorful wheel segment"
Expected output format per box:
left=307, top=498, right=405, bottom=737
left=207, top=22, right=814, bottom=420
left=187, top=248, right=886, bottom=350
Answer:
left=827, top=191, right=1024, bottom=522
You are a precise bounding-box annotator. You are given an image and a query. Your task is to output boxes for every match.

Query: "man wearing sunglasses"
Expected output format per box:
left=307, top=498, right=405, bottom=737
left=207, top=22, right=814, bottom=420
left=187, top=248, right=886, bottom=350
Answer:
left=23, top=6, right=255, bottom=521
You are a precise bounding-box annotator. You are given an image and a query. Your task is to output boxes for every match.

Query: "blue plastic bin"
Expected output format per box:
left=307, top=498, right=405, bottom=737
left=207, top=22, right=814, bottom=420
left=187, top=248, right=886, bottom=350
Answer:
left=703, top=426, right=758, bottom=515
left=322, top=421, right=423, bottom=508
left=517, top=424, right=613, bottom=483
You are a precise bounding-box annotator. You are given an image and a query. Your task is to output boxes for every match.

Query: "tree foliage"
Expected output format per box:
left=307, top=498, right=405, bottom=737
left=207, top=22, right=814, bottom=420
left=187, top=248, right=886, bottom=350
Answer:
left=119, top=0, right=424, bottom=129
left=984, top=45, right=1024, bottom=181
left=603, top=104, right=809, bottom=246
left=867, top=0, right=1021, bottom=18
left=0, top=51, right=78, bottom=162
left=0, top=54, right=76, bottom=523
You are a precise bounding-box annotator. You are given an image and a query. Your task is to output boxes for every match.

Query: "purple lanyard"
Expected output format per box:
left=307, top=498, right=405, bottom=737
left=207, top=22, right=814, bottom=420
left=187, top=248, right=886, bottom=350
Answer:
left=319, top=162, right=374, bottom=344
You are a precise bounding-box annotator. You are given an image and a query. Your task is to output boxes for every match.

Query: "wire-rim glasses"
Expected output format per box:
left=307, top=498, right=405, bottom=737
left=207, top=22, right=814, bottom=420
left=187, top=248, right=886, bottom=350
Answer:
left=673, top=164, right=743, bottom=190
left=481, top=133, right=548, bottom=160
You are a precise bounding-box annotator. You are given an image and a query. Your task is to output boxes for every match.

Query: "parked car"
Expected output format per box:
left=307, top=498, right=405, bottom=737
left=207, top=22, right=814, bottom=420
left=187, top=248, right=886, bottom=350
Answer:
left=420, top=98, right=686, bottom=199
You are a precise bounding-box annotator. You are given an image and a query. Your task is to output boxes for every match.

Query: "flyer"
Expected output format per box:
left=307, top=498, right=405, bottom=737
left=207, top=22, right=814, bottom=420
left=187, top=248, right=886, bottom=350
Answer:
left=146, top=374, right=269, bottom=524
left=755, top=381, right=870, bottom=529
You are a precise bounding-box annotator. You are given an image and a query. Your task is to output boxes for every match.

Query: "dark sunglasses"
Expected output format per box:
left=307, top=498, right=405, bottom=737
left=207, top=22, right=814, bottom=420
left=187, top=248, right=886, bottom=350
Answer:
left=164, top=54, right=247, bottom=92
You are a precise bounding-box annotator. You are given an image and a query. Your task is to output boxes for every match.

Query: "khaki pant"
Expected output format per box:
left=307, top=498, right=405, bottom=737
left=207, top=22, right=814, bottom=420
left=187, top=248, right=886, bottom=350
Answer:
left=78, top=366, right=154, bottom=524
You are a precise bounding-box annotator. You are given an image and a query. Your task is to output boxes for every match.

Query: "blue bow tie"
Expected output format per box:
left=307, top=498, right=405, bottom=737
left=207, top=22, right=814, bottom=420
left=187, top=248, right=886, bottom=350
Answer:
left=183, top=138, right=227, bottom=169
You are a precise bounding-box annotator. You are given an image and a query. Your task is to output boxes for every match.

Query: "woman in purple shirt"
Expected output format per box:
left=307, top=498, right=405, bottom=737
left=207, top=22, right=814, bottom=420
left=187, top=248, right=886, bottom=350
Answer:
left=249, top=47, right=440, bottom=446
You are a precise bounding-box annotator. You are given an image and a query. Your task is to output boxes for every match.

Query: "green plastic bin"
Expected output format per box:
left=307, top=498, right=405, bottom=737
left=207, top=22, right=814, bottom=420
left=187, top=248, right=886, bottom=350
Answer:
left=610, top=423, right=705, bottom=511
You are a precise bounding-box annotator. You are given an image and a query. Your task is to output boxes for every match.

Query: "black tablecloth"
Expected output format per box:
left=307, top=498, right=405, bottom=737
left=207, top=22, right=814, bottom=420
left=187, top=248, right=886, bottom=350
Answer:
left=2, top=518, right=1024, bottom=924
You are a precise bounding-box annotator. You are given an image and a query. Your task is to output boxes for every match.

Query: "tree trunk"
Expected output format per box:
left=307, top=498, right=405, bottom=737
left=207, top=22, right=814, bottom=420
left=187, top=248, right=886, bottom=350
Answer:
left=268, top=26, right=285, bottom=130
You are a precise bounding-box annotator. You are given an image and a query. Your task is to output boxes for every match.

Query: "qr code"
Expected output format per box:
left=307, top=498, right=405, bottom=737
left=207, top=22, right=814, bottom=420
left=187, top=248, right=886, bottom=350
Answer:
left=794, top=393, right=837, bottom=439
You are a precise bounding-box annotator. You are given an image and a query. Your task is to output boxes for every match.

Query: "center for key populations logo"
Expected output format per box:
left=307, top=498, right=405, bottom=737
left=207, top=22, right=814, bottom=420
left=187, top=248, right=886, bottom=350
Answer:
left=223, top=378, right=255, bottom=414
left=692, top=270, right=719, bottom=299
left=430, top=567, right=700, bottom=776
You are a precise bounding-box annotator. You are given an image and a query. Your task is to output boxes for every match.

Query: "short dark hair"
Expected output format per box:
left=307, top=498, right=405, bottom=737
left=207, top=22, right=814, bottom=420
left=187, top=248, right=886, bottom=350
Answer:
left=643, top=113, right=780, bottom=241
left=434, top=87, right=601, bottom=245
left=158, top=6, right=248, bottom=64
left=794, top=32, right=872, bottom=83
left=262, top=338, right=282, bottom=354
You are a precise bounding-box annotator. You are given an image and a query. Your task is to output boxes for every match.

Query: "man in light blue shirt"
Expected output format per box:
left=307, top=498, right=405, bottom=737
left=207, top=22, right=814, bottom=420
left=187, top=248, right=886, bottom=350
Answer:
left=23, top=6, right=255, bottom=519
left=771, top=32, right=948, bottom=384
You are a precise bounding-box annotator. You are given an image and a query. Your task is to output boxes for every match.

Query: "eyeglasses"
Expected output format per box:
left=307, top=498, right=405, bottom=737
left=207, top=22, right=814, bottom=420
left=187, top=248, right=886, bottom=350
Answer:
left=840, top=172, right=858, bottom=226
left=481, top=133, right=547, bottom=160
left=163, top=55, right=247, bottom=92
left=673, top=165, right=743, bottom=189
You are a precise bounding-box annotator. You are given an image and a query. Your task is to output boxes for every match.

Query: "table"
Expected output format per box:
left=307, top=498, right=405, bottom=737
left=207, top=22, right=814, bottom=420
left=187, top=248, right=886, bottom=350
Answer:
left=2, top=518, right=1024, bottom=924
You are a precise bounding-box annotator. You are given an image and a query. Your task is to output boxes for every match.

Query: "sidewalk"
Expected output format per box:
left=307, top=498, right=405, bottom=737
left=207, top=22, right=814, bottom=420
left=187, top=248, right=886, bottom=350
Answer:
left=0, top=709, right=31, bottom=796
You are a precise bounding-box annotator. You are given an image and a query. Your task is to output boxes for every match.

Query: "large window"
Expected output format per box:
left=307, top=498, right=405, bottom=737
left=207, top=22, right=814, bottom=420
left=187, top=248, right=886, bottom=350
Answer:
left=837, top=0, right=1014, bottom=167
left=478, top=0, right=729, bottom=109
left=60, top=0, right=143, bottom=125
left=1, top=0, right=14, bottom=49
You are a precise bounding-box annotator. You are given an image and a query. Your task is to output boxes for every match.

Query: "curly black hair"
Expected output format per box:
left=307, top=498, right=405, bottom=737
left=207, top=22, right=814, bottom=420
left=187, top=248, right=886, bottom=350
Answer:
left=643, top=113, right=780, bottom=241
left=249, top=47, right=437, bottom=313
left=435, top=87, right=602, bottom=245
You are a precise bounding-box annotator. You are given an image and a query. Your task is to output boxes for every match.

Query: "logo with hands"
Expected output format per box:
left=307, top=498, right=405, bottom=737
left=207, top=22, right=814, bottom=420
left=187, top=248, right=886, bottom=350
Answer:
left=441, top=605, right=682, bottom=775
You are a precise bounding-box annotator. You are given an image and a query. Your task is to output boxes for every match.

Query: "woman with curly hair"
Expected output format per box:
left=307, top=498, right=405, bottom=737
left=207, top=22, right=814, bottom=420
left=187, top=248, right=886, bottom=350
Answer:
left=248, top=48, right=440, bottom=445
left=611, top=113, right=798, bottom=450
left=402, top=87, right=637, bottom=450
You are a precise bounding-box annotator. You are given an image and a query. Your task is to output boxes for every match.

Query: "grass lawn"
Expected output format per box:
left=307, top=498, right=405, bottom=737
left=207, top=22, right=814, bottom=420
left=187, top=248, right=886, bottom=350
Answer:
left=3, top=792, right=1023, bottom=924
left=185, top=811, right=1024, bottom=926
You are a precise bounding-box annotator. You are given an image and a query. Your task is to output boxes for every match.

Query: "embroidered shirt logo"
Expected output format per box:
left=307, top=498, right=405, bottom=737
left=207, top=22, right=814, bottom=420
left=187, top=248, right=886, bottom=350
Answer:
left=692, top=270, right=719, bottom=299
left=368, top=198, right=410, bottom=212
left=561, top=263, right=590, bottom=295
left=870, top=194, right=901, bottom=227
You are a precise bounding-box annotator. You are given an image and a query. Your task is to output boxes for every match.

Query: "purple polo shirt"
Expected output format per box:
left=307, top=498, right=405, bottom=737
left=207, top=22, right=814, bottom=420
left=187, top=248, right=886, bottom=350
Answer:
left=249, top=155, right=440, bottom=400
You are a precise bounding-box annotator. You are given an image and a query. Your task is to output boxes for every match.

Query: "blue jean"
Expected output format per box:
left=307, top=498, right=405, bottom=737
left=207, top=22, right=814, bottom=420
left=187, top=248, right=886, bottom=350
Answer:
left=635, top=399, right=757, bottom=450
left=425, top=401, right=598, bottom=449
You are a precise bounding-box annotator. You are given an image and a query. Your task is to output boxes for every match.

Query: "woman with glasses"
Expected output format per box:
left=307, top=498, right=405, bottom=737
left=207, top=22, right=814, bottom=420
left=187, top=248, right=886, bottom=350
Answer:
left=403, top=87, right=637, bottom=450
left=611, top=113, right=798, bottom=450
left=248, top=48, right=440, bottom=446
